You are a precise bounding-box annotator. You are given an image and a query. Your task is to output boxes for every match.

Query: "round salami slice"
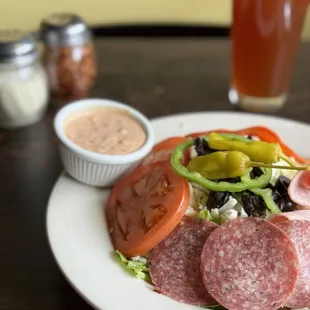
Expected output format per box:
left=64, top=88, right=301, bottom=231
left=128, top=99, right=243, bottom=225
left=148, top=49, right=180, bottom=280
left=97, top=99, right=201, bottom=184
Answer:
left=275, top=220, right=310, bottom=309
left=149, top=216, right=218, bottom=306
left=268, top=209, right=310, bottom=224
left=201, top=217, right=299, bottom=310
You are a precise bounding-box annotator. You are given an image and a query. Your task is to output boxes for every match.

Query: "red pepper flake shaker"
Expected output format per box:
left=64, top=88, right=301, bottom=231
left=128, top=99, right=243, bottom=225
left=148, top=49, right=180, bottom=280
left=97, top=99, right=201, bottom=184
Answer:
left=40, top=13, right=97, bottom=108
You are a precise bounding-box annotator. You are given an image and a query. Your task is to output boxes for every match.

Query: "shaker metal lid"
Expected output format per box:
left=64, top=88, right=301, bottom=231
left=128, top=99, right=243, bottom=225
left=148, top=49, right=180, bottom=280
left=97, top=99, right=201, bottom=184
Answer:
left=40, top=13, right=91, bottom=46
left=0, top=29, right=38, bottom=65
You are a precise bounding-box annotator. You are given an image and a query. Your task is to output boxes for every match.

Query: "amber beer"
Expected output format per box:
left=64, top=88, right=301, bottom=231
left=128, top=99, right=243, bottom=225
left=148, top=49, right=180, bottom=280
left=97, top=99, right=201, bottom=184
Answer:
left=230, top=0, right=309, bottom=112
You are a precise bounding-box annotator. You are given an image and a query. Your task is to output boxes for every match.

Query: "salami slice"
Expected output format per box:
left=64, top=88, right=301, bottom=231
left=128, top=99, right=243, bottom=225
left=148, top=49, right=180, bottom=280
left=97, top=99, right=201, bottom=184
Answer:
left=149, top=216, right=218, bottom=306
left=268, top=209, right=310, bottom=224
left=275, top=220, right=310, bottom=309
left=288, top=171, right=310, bottom=207
left=201, top=217, right=299, bottom=310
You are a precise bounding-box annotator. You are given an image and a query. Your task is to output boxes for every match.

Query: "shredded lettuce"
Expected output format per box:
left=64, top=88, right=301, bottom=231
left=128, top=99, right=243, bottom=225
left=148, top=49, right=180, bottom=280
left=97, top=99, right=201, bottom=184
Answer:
left=270, top=158, right=297, bottom=185
left=199, top=209, right=221, bottom=224
left=189, top=183, right=209, bottom=211
left=115, top=251, right=150, bottom=282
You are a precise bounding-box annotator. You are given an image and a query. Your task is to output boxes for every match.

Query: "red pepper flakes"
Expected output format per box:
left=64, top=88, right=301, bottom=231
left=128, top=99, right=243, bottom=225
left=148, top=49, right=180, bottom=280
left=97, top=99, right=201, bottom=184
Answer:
left=43, top=43, right=97, bottom=107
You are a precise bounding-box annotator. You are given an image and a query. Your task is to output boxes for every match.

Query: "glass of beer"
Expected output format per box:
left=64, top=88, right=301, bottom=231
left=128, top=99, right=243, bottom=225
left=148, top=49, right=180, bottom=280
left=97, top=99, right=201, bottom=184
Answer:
left=229, top=0, right=309, bottom=112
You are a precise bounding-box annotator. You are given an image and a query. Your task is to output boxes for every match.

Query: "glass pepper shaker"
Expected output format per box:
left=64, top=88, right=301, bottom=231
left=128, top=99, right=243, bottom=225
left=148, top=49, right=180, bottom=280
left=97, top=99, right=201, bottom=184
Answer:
left=40, top=13, right=97, bottom=108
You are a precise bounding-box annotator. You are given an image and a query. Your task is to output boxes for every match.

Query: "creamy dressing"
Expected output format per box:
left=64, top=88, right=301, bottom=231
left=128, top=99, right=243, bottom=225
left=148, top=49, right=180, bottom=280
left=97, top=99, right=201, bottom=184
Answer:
left=65, top=108, right=146, bottom=155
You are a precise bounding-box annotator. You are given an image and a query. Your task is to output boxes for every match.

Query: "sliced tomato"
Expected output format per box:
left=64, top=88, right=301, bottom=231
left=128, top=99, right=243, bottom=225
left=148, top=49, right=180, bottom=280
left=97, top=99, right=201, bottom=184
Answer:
left=105, top=162, right=190, bottom=257
left=140, top=136, right=189, bottom=166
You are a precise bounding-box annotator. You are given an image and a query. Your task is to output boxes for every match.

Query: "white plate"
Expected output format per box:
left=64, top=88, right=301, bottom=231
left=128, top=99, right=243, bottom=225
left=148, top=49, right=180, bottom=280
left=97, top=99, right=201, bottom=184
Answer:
left=46, top=112, right=310, bottom=310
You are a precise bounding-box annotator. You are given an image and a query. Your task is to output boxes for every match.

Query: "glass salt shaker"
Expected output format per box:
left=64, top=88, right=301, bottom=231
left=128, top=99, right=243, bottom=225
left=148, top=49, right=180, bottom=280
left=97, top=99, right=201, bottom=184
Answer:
left=40, top=13, right=97, bottom=108
left=0, top=30, right=48, bottom=129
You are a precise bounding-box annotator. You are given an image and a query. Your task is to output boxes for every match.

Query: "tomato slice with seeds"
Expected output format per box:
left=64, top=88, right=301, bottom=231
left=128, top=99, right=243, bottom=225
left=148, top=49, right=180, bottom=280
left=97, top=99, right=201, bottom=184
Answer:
left=140, top=136, right=189, bottom=166
left=105, top=162, right=190, bottom=257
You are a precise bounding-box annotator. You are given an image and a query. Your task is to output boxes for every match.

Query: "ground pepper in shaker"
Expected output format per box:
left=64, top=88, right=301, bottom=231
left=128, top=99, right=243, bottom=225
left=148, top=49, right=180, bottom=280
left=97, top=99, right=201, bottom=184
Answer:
left=40, top=13, right=97, bottom=107
left=0, top=30, right=48, bottom=129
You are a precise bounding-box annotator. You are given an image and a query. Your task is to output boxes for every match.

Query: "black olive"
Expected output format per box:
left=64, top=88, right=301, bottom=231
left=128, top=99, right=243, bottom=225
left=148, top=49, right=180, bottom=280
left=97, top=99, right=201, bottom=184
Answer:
left=226, top=177, right=242, bottom=183
left=242, top=195, right=255, bottom=215
left=194, top=138, right=214, bottom=156
left=275, top=196, right=286, bottom=211
left=274, top=194, right=297, bottom=212
left=217, top=177, right=242, bottom=183
left=252, top=196, right=267, bottom=215
left=207, top=191, right=230, bottom=210
left=250, top=167, right=264, bottom=179
left=241, top=192, right=266, bottom=217
left=271, top=189, right=281, bottom=201
left=282, top=194, right=297, bottom=212
left=275, top=176, right=291, bottom=196
left=264, top=183, right=275, bottom=190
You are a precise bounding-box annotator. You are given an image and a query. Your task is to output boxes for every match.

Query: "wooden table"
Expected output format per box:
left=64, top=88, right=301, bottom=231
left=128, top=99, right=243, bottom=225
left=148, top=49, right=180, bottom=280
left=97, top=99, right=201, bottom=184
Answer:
left=1, top=38, right=309, bottom=310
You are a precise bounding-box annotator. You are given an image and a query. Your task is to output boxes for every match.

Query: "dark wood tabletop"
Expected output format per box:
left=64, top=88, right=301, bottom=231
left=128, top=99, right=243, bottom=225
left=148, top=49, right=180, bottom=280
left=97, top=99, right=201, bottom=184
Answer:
left=1, top=37, right=310, bottom=310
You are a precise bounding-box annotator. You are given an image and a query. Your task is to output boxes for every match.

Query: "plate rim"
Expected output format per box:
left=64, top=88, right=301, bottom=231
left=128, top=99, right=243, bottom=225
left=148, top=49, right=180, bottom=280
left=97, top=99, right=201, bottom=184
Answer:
left=46, top=171, right=100, bottom=310
left=150, top=110, right=310, bottom=127
left=46, top=111, right=310, bottom=310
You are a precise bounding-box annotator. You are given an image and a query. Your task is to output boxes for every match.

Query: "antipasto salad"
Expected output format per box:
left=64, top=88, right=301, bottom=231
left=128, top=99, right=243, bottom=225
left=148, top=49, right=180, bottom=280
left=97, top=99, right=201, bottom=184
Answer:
left=105, top=126, right=310, bottom=310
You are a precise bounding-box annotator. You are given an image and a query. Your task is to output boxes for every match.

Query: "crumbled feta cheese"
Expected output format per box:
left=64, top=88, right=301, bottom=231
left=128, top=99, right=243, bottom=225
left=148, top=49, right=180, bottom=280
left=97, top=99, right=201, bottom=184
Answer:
left=220, top=209, right=239, bottom=224
left=210, top=208, right=220, bottom=219
left=218, top=197, right=238, bottom=215
left=234, top=202, right=248, bottom=217
left=131, top=256, right=147, bottom=264
left=190, top=146, right=198, bottom=159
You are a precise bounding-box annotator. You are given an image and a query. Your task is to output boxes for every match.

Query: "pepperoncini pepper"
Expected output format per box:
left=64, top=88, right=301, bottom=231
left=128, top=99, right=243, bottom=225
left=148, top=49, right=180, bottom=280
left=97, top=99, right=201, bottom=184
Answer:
left=187, top=150, right=308, bottom=180
left=171, top=138, right=309, bottom=193
left=171, top=139, right=272, bottom=192
left=208, top=132, right=281, bottom=164
left=187, top=151, right=251, bottom=180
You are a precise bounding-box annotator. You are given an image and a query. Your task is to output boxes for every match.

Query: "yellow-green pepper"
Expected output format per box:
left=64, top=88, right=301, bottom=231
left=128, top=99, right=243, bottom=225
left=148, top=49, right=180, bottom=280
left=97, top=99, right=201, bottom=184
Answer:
left=187, top=151, right=251, bottom=180
left=208, top=132, right=281, bottom=164
left=171, top=139, right=272, bottom=192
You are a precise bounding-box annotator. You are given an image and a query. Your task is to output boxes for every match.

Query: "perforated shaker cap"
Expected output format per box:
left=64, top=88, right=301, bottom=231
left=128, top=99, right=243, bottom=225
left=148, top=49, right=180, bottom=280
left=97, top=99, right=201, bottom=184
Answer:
left=0, top=29, right=38, bottom=66
left=40, top=13, right=91, bottom=47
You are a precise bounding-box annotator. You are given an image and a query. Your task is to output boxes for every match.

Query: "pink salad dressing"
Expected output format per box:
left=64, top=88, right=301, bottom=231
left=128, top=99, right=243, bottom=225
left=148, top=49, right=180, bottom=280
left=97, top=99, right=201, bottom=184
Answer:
left=65, top=108, right=146, bottom=155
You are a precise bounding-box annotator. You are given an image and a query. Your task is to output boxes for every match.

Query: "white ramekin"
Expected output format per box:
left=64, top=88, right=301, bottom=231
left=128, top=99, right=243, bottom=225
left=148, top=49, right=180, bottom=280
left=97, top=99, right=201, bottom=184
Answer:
left=54, top=98, right=155, bottom=187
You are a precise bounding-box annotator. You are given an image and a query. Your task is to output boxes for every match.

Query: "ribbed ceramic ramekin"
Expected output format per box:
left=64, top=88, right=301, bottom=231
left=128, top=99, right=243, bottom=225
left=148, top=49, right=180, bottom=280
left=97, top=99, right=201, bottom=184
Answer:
left=54, top=98, right=155, bottom=187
